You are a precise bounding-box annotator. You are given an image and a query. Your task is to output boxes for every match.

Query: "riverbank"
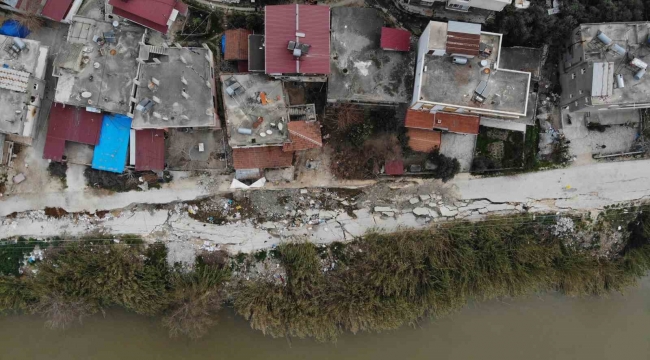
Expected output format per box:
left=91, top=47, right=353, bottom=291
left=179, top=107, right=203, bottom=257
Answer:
left=1, top=209, right=649, bottom=341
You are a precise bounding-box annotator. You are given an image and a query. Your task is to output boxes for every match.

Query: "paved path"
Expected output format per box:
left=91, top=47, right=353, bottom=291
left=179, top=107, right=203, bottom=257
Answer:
left=453, top=159, right=650, bottom=210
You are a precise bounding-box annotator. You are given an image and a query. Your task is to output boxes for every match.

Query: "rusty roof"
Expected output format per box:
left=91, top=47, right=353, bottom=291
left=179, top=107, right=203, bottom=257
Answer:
left=380, top=27, right=411, bottom=51
left=433, top=112, right=480, bottom=135
left=407, top=128, right=441, bottom=153
left=225, top=29, right=252, bottom=61
left=232, top=146, right=294, bottom=170
left=283, top=121, right=322, bottom=152
left=404, top=109, right=435, bottom=129
left=135, top=129, right=165, bottom=171
left=265, top=4, right=330, bottom=75
left=446, top=32, right=480, bottom=56
left=43, top=103, right=104, bottom=161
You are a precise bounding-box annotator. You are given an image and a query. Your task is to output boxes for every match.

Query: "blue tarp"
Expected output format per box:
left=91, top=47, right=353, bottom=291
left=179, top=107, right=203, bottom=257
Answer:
left=221, top=35, right=226, bottom=56
left=0, top=20, right=30, bottom=38
left=91, top=114, right=132, bottom=173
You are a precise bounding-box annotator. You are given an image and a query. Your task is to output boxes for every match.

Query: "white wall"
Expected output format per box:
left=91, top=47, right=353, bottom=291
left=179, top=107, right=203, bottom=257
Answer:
left=412, top=22, right=432, bottom=106
left=447, top=0, right=510, bottom=11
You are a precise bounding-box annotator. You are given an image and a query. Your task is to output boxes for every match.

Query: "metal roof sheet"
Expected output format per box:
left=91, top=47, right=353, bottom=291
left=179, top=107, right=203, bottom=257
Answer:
left=43, top=104, right=104, bottom=161
left=135, top=129, right=165, bottom=171
left=591, top=62, right=614, bottom=97
left=380, top=27, right=411, bottom=51
left=264, top=4, right=330, bottom=75
left=91, top=114, right=132, bottom=173
left=447, top=21, right=481, bottom=35
left=109, top=0, right=180, bottom=33
left=41, top=0, right=74, bottom=21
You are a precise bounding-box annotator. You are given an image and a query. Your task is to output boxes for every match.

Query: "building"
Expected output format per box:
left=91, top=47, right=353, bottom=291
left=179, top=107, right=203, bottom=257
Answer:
left=43, top=104, right=104, bottom=162
left=130, top=43, right=218, bottom=129
left=412, top=21, right=531, bottom=121
left=400, top=0, right=510, bottom=13
left=221, top=73, right=322, bottom=177
left=264, top=4, right=330, bottom=81
left=53, top=18, right=145, bottom=115
left=0, top=0, right=82, bottom=23
left=105, top=0, right=188, bottom=35
left=328, top=8, right=415, bottom=105
left=559, top=22, right=650, bottom=113
left=0, top=34, right=49, bottom=145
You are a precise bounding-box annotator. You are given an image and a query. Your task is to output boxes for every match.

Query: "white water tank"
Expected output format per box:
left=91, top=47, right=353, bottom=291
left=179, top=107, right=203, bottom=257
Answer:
left=452, top=57, right=468, bottom=65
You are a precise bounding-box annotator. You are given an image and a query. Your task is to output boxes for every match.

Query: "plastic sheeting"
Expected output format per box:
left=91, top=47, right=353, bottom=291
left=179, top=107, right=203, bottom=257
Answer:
left=0, top=20, right=30, bottom=38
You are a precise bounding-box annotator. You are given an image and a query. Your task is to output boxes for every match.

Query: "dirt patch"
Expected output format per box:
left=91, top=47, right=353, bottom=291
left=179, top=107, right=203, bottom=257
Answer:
left=47, top=162, right=67, bottom=187
left=186, top=194, right=257, bottom=225
left=84, top=168, right=166, bottom=192
left=44, top=207, right=69, bottom=218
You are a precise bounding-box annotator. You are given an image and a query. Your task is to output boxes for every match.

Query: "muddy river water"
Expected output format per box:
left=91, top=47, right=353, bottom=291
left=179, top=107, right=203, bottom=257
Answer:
left=1, top=278, right=650, bottom=359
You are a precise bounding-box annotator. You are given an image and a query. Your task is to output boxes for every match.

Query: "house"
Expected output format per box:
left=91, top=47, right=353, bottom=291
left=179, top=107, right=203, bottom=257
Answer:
left=399, top=0, right=510, bottom=13
left=105, top=0, right=188, bottom=35
left=263, top=4, right=330, bottom=82
left=52, top=18, right=145, bottom=115
left=559, top=22, right=650, bottom=113
left=43, top=104, right=104, bottom=162
left=220, top=73, right=322, bottom=178
left=224, top=28, right=251, bottom=72
left=131, top=43, right=219, bottom=129
left=0, top=34, right=49, bottom=146
left=411, top=21, right=532, bottom=122
left=328, top=8, right=415, bottom=105
left=0, top=0, right=82, bottom=23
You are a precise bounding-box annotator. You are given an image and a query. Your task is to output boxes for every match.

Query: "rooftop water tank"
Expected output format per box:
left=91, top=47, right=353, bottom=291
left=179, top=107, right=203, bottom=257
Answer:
left=596, top=30, right=613, bottom=46
left=452, top=56, right=468, bottom=65
left=611, top=43, right=626, bottom=56
left=634, top=69, right=646, bottom=80
left=616, top=74, right=624, bottom=88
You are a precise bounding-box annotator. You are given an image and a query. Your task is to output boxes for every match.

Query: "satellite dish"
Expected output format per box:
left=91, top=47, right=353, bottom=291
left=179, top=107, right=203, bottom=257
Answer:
left=81, top=91, right=92, bottom=98
left=259, top=132, right=266, bottom=137
left=93, top=62, right=100, bottom=69
left=266, top=130, right=272, bottom=135
left=480, top=60, right=488, bottom=67
left=112, top=21, right=119, bottom=28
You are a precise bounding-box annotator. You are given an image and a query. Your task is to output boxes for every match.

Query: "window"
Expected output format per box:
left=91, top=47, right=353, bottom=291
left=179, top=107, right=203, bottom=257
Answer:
left=569, top=94, right=573, bottom=98
left=571, top=73, right=576, bottom=79
left=581, top=68, right=586, bottom=74
left=579, top=90, right=583, bottom=94
left=574, top=101, right=578, bottom=106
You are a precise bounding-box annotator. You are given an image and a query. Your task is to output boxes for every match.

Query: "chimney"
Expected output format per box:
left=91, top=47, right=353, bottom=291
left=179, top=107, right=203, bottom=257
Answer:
left=153, top=112, right=162, bottom=119
left=205, top=80, right=211, bottom=88
left=153, top=58, right=161, bottom=64
left=180, top=55, right=187, bottom=64
left=133, top=79, right=140, bottom=86
left=181, top=76, right=188, bottom=85
left=151, top=77, right=160, bottom=86
left=152, top=96, right=161, bottom=103
left=181, top=91, right=189, bottom=99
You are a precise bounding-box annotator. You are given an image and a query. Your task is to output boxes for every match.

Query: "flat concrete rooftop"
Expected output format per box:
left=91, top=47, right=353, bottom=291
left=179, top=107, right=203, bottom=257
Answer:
left=328, top=7, right=415, bottom=104
left=131, top=46, right=217, bottom=129
left=578, top=23, right=650, bottom=106
left=0, top=35, right=47, bottom=136
left=220, top=73, right=290, bottom=147
left=420, top=33, right=530, bottom=115
left=53, top=18, right=144, bottom=114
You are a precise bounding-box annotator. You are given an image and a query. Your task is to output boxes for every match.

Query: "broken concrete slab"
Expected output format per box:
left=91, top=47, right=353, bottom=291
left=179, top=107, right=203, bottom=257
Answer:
left=485, top=204, right=516, bottom=212
left=319, top=210, right=337, bottom=220
left=382, top=211, right=395, bottom=217
left=439, top=206, right=458, bottom=217
left=374, top=206, right=393, bottom=212
left=412, top=207, right=430, bottom=216
left=409, top=197, right=420, bottom=204
left=419, top=194, right=431, bottom=201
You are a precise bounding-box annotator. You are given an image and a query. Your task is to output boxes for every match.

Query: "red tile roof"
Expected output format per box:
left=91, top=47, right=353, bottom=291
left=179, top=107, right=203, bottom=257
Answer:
left=41, top=0, right=74, bottom=21
left=43, top=104, right=104, bottom=161
left=381, top=27, right=411, bottom=51
left=265, top=5, right=330, bottom=75
left=283, top=121, right=322, bottom=152
left=384, top=160, right=404, bottom=175
left=135, top=129, right=165, bottom=171
left=404, top=110, right=435, bottom=129
left=232, top=146, right=294, bottom=170
left=407, top=128, right=441, bottom=153
left=446, top=31, right=480, bottom=56
left=433, top=112, right=480, bottom=135
left=109, top=0, right=184, bottom=34
left=225, top=29, right=252, bottom=61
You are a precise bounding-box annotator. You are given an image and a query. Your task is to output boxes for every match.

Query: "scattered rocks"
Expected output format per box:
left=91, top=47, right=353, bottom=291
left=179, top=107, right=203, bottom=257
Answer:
left=419, top=194, right=431, bottom=201
left=412, top=207, right=430, bottom=216
left=374, top=206, right=393, bottom=212
left=319, top=210, right=336, bottom=220
left=409, top=198, right=420, bottom=205
left=382, top=211, right=395, bottom=217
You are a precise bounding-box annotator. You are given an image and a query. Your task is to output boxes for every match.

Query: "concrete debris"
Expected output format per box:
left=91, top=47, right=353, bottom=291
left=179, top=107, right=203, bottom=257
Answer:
left=552, top=217, right=575, bottom=237
left=382, top=211, right=395, bottom=217
left=419, top=194, right=431, bottom=201
left=374, top=206, right=393, bottom=212
left=319, top=210, right=336, bottom=220
left=409, top=197, right=420, bottom=204
left=13, top=173, right=25, bottom=184
left=412, top=207, right=430, bottom=216
left=439, top=206, right=458, bottom=217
